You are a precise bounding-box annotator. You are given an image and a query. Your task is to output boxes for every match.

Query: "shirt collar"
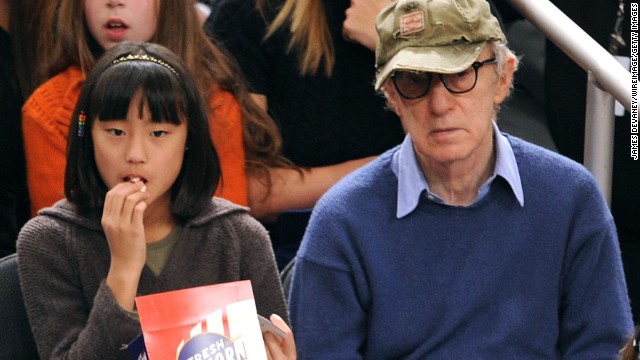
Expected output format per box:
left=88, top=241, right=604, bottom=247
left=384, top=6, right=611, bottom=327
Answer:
left=392, top=121, right=524, bottom=218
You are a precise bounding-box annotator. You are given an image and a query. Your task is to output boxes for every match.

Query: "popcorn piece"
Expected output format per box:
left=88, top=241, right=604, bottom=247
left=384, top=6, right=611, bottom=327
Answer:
left=127, top=177, right=146, bottom=192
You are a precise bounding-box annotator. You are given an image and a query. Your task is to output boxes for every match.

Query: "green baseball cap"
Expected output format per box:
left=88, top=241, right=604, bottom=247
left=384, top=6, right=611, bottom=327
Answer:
left=374, top=0, right=506, bottom=90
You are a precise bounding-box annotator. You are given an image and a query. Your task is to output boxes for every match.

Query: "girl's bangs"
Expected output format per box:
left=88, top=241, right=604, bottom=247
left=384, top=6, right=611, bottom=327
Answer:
left=89, top=61, right=185, bottom=124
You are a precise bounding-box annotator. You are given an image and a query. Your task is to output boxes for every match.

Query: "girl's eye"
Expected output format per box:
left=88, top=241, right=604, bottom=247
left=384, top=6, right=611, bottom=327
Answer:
left=151, top=130, right=168, bottom=138
left=108, top=129, right=125, bottom=136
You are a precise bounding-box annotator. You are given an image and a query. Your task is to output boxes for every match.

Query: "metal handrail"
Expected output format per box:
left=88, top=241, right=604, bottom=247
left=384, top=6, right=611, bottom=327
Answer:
left=507, top=0, right=631, bottom=110
left=506, top=0, right=631, bottom=205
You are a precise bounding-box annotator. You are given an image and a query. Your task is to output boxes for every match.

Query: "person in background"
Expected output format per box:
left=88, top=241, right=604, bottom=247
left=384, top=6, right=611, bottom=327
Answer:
left=544, top=0, right=640, bottom=325
left=22, top=0, right=365, bottom=226
left=619, top=325, right=639, bottom=360
left=0, top=0, right=56, bottom=255
left=0, top=0, right=24, bottom=256
left=18, top=41, right=295, bottom=360
left=288, top=0, right=633, bottom=357
left=207, top=0, right=404, bottom=268
left=492, top=0, right=640, bottom=324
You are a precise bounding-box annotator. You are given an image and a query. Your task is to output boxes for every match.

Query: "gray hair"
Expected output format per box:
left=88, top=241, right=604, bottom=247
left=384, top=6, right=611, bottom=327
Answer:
left=490, top=40, right=519, bottom=85
left=489, top=40, right=520, bottom=113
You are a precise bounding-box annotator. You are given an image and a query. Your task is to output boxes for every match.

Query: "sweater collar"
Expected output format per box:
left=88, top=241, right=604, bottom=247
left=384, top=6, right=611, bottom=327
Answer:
left=38, top=198, right=248, bottom=230
left=392, top=121, right=524, bottom=218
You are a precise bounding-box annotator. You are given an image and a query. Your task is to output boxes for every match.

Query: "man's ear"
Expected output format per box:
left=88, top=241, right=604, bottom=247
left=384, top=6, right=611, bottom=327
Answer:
left=382, top=82, right=399, bottom=114
left=381, top=83, right=409, bottom=133
left=494, top=55, right=517, bottom=106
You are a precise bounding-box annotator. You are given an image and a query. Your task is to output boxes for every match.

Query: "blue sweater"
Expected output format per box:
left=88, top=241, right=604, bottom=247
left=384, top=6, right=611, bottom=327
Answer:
left=289, top=136, right=633, bottom=359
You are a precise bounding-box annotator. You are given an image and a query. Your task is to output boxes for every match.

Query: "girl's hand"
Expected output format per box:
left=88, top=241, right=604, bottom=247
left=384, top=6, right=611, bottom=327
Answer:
left=102, top=179, right=149, bottom=311
left=264, top=314, right=296, bottom=360
left=343, top=0, right=394, bottom=51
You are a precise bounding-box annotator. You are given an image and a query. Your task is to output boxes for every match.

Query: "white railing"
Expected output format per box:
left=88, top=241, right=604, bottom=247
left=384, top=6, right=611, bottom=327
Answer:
left=506, top=0, right=631, bottom=205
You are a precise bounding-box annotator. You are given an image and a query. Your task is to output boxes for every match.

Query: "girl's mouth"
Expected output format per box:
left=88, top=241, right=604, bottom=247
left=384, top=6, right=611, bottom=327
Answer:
left=124, top=176, right=147, bottom=193
left=124, top=176, right=147, bottom=184
left=105, top=20, right=128, bottom=41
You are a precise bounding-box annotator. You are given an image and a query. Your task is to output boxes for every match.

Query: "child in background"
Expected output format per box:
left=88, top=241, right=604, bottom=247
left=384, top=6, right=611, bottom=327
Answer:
left=23, top=0, right=364, bottom=222
left=17, top=41, right=295, bottom=360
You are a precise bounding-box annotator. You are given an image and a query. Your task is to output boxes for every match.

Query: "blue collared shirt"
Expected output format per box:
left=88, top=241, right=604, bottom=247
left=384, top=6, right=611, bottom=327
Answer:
left=392, top=122, right=524, bottom=218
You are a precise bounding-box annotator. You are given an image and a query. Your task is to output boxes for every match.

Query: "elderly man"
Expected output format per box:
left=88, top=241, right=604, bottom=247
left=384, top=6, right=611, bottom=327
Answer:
left=288, top=0, right=633, bottom=358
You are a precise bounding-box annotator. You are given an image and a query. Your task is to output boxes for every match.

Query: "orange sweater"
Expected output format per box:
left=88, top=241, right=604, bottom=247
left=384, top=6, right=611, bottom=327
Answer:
left=23, top=66, right=247, bottom=216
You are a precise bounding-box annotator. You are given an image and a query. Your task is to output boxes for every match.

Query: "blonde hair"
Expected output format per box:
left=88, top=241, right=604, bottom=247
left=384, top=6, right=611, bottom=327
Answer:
left=258, top=0, right=334, bottom=76
left=51, top=0, right=290, bottom=171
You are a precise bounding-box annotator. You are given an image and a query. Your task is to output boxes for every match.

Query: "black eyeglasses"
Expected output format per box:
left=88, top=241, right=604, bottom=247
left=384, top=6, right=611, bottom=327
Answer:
left=391, top=57, right=497, bottom=100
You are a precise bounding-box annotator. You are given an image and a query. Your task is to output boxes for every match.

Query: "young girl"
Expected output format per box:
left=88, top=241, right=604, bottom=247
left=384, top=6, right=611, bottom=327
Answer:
left=17, top=41, right=295, bottom=360
left=22, top=0, right=366, bottom=222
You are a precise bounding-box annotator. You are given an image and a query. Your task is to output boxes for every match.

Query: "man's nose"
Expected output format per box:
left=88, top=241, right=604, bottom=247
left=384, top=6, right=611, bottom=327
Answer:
left=426, top=76, right=453, bottom=115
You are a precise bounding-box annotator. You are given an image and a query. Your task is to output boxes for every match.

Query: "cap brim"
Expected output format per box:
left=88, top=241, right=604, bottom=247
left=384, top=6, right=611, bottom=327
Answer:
left=375, top=42, right=486, bottom=90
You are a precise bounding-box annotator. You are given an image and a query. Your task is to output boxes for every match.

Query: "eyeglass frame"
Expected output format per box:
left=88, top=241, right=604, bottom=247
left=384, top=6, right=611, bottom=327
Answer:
left=390, top=57, right=498, bottom=100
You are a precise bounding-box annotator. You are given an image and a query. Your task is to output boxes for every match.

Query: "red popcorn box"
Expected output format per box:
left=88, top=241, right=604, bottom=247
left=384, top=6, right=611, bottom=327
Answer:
left=134, top=280, right=268, bottom=360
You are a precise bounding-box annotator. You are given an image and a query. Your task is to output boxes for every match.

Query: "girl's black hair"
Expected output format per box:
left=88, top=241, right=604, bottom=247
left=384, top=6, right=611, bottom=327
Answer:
left=65, top=41, right=221, bottom=220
